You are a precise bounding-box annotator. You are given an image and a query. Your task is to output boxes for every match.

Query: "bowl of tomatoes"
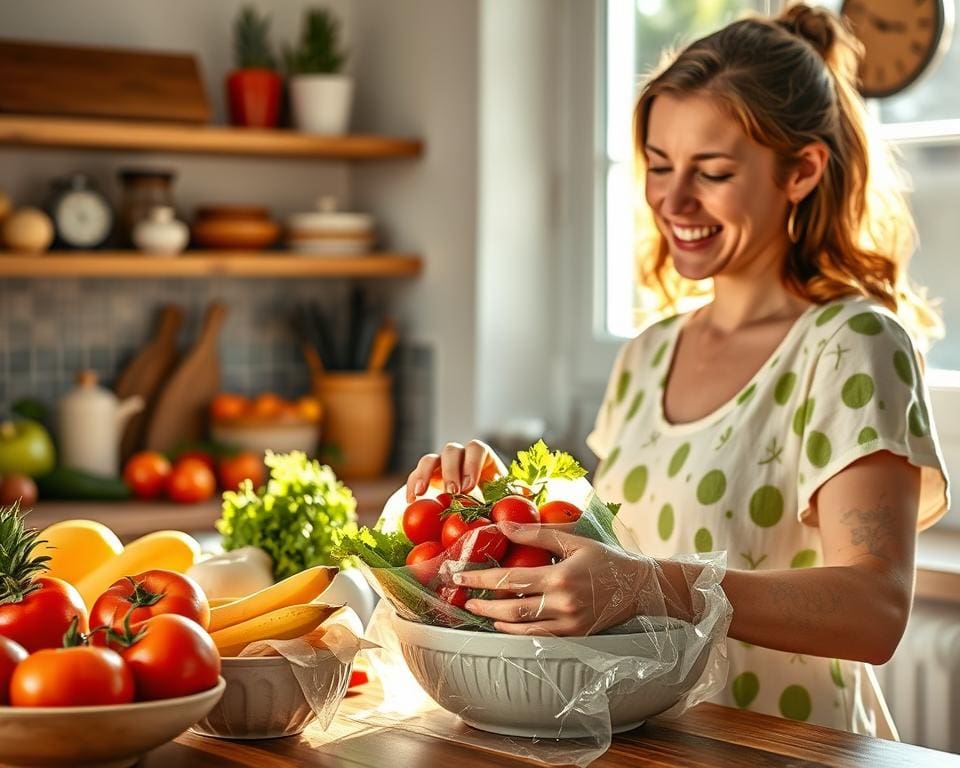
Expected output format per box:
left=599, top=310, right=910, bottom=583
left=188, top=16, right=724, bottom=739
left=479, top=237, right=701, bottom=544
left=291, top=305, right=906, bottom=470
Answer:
left=210, top=392, right=322, bottom=457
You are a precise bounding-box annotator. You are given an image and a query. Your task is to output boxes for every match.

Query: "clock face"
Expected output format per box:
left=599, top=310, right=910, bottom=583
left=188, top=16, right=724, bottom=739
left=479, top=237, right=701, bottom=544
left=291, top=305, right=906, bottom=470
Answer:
left=54, top=190, right=113, bottom=248
left=841, top=0, right=947, bottom=98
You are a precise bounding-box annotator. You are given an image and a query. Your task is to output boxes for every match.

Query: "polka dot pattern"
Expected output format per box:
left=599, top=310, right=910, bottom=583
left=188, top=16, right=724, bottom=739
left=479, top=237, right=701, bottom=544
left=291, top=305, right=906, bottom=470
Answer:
left=668, top=443, right=690, bottom=478
left=598, top=446, right=620, bottom=479
left=657, top=504, right=674, bottom=541
left=736, top=383, right=757, bottom=405
left=841, top=373, right=874, bottom=409
left=909, top=401, right=929, bottom=437
left=806, top=431, right=832, bottom=468
left=651, top=341, right=668, bottom=367
left=773, top=372, right=796, bottom=405
left=779, top=685, right=812, bottom=721
left=616, top=372, right=631, bottom=404
left=815, top=304, right=843, bottom=326
left=848, top=312, right=883, bottom=335
left=893, top=350, right=913, bottom=387
left=694, top=527, right=713, bottom=553
left=749, top=486, right=784, bottom=528
left=696, top=470, right=727, bottom=505
left=626, top=390, right=645, bottom=421
left=790, top=549, right=817, bottom=568
left=732, top=672, right=759, bottom=708
left=623, top=465, right=648, bottom=503
left=857, top=427, right=878, bottom=445
left=792, top=398, right=815, bottom=436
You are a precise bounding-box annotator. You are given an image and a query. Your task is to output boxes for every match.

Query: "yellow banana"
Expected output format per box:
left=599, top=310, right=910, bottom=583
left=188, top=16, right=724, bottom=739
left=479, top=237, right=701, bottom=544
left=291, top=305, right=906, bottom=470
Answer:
left=208, top=597, right=240, bottom=609
left=75, top=530, right=201, bottom=609
left=32, top=520, right=123, bottom=585
left=212, top=603, right=341, bottom=657
left=208, top=565, right=338, bottom=633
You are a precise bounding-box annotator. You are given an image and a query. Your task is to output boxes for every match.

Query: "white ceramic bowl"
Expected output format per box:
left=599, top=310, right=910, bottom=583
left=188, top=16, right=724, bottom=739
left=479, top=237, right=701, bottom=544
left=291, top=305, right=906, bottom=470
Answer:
left=211, top=420, right=319, bottom=457
left=191, top=653, right=351, bottom=740
left=392, top=615, right=710, bottom=739
left=0, top=678, right=225, bottom=768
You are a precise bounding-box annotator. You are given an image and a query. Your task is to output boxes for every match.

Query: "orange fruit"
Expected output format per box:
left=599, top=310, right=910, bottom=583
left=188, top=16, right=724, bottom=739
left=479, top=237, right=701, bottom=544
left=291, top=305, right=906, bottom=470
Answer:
left=210, top=393, right=249, bottom=422
left=249, top=392, right=284, bottom=420
left=296, top=396, right=322, bottom=423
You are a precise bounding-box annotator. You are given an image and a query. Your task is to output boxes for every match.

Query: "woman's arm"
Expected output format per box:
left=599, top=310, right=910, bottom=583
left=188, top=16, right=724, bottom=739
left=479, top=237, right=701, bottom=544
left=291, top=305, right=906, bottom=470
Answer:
left=659, top=450, right=919, bottom=664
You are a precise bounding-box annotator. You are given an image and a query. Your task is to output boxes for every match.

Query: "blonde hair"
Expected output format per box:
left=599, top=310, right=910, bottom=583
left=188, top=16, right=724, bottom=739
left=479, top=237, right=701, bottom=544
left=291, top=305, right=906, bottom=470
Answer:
left=633, top=3, right=941, bottom=348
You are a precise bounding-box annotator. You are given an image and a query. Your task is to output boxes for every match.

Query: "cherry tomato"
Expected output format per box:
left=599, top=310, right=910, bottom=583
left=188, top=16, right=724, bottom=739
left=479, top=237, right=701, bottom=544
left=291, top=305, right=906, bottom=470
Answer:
left=218, top=452, right=266, bottom=492
left=438, top=584, right=469, bottom=609
left=444, top=517, right=509, bottom=563
left=490, top=495, right=539, bottom=525
left=0, top=576, right=88, bottom=653
left=501, top=544, right=553, bottom=569
left=117, top=613, right=221, bottom=701
left=10, top=646, right=134, bottom=706
left=402, top=498, right=445, bottom=544
left=167, top=457, right=217, bottom=504
left=405, top=541, right=446, bottom=585
left=0, top=636, right=27, bottom=705
left=90, top=570, right=211, bottom=641
left=538, top=500, right=583, bottom=524
left=123, top=451, right=172, bottom=500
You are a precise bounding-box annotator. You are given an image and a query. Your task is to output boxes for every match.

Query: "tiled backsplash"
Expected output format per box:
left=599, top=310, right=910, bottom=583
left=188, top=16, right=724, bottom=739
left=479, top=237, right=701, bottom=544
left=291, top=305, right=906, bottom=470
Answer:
left=0, top=277, right=432, bottom=473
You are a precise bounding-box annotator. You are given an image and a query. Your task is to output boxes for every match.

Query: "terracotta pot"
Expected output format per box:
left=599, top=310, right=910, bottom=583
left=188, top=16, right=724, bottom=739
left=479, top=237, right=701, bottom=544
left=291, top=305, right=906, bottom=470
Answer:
left=192, top=205, right=280, bottom=250
left=226, top=69, right=282, bottom=128
left=312, top=371, right=394, bottom=479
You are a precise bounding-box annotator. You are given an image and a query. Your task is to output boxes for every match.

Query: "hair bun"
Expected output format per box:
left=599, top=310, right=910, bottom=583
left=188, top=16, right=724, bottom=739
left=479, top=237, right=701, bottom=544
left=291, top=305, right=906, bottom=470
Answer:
left=777, top=3, right=836, bottom=59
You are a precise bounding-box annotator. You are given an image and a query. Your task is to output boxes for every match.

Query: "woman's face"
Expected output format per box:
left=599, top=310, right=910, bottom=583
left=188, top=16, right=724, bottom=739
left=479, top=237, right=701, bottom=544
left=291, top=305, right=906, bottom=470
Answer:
left=644, top=93, right=791, bottom=282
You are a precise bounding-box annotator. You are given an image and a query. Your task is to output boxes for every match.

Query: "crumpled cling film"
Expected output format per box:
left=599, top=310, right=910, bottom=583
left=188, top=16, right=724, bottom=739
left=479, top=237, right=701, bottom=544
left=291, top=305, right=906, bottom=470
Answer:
left=347, top=478, right=733, bottom=766
left=239, top=606, right=379, bottom=729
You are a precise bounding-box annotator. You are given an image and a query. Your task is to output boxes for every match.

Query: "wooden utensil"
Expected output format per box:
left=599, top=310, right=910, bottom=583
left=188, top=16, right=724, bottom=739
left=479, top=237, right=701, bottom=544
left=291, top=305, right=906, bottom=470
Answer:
left=0, top=40, right=210, bottom=123
left=145, top=303, right=227, bottom=452
left=366, top=321, right=399, bottom=372
left=114, top=304, right=184, bottom=461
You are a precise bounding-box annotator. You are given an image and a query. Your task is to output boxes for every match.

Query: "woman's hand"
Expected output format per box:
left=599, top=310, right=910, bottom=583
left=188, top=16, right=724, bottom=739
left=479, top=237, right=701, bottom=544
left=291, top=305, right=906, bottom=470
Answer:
left=404, top=439, right=507, bottom=503
left=449, top=522, right=673, bottom=636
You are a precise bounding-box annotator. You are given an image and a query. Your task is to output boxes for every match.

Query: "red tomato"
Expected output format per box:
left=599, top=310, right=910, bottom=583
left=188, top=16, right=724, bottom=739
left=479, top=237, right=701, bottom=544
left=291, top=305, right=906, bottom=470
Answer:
left=0, top=576, right=88, bottom=653
left=10, top=646, right=134, bottom=706
left=90, top=570, right=211, bottom=640
left=218, top=452, right=266, bottom=492
left=117, top=613, right=221, bottom=701
left=123, top=451, right=172, bottom=500
left=538, top=500, right=583, bottom=524
left=167, top=457, right=217, bottom=504
left=0, top=636, right=27, bottom=705
left=405, top=541, right=445, bottom=586
left=402, top=498, right=445, bottom=544
left=501, top=544, right=553, bottom=569
left=438, top=584, right=469, bottom=609
left=445, top=518, right=508, bottom=563
left=490, top=495, right=539, bottom=525
left=176, top=450, right=217, bottom=475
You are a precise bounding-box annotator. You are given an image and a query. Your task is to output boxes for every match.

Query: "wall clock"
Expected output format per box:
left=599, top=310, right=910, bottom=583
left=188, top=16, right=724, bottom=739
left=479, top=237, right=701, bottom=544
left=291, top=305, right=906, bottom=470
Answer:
left=840, top=0, right=952, bottom=98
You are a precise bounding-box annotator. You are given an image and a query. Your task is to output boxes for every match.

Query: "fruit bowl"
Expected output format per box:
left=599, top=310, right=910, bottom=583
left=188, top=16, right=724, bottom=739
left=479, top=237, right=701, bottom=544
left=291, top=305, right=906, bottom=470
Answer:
left=211, top=417, right=319, bottom=456
left=392, top=614, right=710, bottom=739
left=0, top=678, right=225, bottom=768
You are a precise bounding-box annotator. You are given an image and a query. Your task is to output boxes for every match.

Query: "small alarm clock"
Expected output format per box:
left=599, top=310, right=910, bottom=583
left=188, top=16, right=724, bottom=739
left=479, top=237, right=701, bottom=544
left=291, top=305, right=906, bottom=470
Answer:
left=48, top=174, right=114, bottom=249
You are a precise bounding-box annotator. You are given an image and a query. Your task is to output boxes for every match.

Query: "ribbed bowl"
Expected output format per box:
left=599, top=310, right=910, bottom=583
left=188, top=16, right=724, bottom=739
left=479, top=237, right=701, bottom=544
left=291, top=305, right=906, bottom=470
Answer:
left=392, top=615, right=710, bottom=738
left=191, top=654, right=350, bottom=740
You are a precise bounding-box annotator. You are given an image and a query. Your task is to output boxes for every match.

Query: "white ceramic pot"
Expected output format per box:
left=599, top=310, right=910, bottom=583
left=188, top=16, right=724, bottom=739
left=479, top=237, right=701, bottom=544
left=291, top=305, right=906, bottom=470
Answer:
left=132, top=206, right=188, bottom=256
left=289, top=75, right=353, bottom=135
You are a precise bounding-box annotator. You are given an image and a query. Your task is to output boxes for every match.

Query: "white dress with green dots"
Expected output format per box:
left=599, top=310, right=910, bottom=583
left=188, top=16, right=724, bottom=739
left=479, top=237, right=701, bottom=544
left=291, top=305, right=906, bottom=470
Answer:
left=587, top=296, right=949, bottom=736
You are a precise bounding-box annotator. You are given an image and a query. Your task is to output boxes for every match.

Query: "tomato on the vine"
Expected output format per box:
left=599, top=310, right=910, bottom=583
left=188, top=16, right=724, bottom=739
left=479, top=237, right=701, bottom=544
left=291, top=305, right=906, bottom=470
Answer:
left=0, top=576, right=89, bottom=653
left=501, top=544, right=553, bottom=569
left=490, top=495, right=539, bottom=525
left=90, top=570, right=211, bottom=640
left=538, top=500, right=583, bottom=524
left=402, top=498, right=445, bottom=544
left=405, top=541, right=446, bottom=585
left=114, top=613, right=220, bottom=701
left=0, top=636, right=27, bottom=705
left=435, top=493, right=480, bottom=512
left=10, top=646, right=134, bottom=707
left=444, top=516, right=508, bottom=563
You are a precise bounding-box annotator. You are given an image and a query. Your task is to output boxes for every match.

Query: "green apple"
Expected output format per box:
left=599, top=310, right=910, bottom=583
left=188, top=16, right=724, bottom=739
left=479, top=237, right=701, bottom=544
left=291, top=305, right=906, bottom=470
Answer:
left=0, top=419, right=56, bottom=478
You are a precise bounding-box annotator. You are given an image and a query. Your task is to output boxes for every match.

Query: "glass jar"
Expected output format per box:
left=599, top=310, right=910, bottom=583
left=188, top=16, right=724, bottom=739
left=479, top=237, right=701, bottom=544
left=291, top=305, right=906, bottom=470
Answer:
left=117, top=168, right=176, bottom=247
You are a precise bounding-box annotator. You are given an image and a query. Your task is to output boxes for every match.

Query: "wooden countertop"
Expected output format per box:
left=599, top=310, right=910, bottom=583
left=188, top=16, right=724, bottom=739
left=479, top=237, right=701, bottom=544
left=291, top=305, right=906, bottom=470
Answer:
left=143, top=686, right=960, bottom=767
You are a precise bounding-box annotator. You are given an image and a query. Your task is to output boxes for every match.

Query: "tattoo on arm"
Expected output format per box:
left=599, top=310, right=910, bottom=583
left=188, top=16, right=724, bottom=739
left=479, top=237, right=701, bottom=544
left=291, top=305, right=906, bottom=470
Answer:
left=840, top=503, right=896, bottom=562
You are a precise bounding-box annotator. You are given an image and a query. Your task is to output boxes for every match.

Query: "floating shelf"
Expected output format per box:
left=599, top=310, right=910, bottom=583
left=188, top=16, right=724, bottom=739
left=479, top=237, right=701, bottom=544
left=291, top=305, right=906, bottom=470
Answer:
left=0, top=115, right=423, bottom=159
left=0, top=251, right=422, bottom=279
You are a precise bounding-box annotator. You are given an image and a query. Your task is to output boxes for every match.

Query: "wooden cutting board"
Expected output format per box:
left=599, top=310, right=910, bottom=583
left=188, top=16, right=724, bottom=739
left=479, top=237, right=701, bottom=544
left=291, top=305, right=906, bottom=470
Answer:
left=145, top=303, right=227, bottom=453
left=0, top=40, right=210, bottom=123
left=114, top=304, right=184, bottom=462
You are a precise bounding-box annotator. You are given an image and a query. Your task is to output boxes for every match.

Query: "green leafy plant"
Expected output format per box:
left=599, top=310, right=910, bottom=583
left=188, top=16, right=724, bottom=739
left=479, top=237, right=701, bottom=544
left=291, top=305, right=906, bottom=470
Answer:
left=233, top=6, right=277, bottom=70
left=217, top=451, right=358, bottom=580
left=480, top=439, right=589, bottom=506
left=284, top=7, right=348, bottom=75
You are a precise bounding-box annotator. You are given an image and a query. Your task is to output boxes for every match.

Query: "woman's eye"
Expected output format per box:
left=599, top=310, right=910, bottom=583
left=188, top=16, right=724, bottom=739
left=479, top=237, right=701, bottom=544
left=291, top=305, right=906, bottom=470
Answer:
left=647, top=167, right=671, bottom=175
left=699, top=172, right=733, bottom=182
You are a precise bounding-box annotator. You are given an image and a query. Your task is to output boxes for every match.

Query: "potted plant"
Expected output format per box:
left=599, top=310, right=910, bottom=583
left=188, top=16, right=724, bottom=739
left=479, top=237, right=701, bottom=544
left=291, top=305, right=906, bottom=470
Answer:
left=284, top=8, right=352, bottom=135
left=226, top=6, right=282, bottom=128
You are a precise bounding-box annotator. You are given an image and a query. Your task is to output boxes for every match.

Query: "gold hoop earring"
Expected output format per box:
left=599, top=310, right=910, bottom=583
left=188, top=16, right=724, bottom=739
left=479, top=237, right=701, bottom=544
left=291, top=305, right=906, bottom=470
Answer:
left=787, top=203, right=800, bottom=244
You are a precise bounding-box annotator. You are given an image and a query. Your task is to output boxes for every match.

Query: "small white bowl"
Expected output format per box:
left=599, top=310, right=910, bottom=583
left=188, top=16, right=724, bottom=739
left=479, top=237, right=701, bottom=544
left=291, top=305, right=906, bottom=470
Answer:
left=392, top=615, right=710, bottom=739
left=211, top=420, right=319, bottom=457
left=191, top=653, right=351, bottom=739
left=0, top=678, right=225, bottom=768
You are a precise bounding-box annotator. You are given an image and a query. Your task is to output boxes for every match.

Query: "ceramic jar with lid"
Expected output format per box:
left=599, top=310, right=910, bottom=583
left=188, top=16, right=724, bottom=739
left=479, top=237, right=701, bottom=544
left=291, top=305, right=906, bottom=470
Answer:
left=118, top=168, right=177, bottom=247
left=133, top=206, right=189, bottom=256
left=285, top=196, right=375, bottom=256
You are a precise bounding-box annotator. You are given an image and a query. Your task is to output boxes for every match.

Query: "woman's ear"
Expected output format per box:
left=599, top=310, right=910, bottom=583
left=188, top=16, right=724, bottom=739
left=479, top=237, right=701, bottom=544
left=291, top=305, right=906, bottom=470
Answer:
left=787, top=141, right=830, bottom=203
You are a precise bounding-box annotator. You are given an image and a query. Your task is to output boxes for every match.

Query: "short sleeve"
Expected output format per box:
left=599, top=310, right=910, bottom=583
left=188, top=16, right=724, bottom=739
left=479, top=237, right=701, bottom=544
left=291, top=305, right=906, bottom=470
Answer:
left=796, top=307, right=949, bottom=530
left=586, top=341, right=632, bottom=461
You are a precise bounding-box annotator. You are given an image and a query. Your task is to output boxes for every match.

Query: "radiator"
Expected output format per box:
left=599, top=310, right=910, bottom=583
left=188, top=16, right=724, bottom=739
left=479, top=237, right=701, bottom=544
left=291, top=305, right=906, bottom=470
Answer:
left=873, top=599, right=960, bottom=753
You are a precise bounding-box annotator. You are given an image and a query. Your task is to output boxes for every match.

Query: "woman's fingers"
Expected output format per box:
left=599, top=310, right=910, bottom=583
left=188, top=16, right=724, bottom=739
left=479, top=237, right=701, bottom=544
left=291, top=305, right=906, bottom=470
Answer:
left=460, top=440, right=492, bottom=493
left=452, top=564, right=553, bottom=592
left=497, top=521, right=584, bottom=558
left=464, top=594, right=549, bottom=623
left=405, top=453, right=440, bottom=502
left=439, top=442, right=466, bottom=493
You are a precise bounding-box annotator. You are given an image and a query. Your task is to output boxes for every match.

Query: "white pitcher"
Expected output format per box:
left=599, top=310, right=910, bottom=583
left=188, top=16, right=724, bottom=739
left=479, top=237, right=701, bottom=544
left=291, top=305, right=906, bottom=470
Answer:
left=58, top=370, right=144, bottom=477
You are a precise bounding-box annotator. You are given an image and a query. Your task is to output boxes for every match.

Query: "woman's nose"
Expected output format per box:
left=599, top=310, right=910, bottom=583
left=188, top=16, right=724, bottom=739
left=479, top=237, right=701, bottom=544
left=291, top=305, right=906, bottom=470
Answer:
left=662, top=176, right=698, bottom=216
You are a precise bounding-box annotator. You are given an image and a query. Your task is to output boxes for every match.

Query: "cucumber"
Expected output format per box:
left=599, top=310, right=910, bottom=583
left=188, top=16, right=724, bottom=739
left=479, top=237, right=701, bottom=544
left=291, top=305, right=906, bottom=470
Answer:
left=36, top=466, right=132, bottom=501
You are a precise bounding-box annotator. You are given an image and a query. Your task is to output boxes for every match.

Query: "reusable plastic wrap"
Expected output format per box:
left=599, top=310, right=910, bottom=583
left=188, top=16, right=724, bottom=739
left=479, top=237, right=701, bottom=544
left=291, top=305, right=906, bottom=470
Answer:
left=346, top=477, right=733, bottom=766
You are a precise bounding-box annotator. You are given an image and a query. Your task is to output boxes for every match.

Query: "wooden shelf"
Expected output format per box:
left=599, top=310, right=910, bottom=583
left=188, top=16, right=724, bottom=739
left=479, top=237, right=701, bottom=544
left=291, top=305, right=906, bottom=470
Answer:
left=0, top=251, right=422, bottom=279
left=0, top=115, right=423, bottom=159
